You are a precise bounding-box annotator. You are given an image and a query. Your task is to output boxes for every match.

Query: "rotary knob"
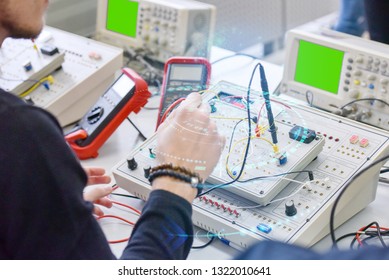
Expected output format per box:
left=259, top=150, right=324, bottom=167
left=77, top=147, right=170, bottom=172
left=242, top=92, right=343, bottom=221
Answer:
left=285, top=200, right=297, bottom=216
left=144, top=165, right=151, bottom=179
left=87, top=106, right=104, bottom=124
left=127, top=157, right=138, bottom=171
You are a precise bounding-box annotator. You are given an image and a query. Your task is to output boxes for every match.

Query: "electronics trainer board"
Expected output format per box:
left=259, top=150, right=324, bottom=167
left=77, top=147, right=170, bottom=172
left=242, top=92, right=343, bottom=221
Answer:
left=0, top=26, right=123, bottom=127
left=113, top=81, right=389, bottom=248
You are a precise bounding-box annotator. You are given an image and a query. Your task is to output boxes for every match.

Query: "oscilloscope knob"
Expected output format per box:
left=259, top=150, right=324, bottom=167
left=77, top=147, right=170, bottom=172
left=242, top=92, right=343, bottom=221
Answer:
left=349, top=89, right=359, bottom=99
left=285, top=200, right=297, bottom=216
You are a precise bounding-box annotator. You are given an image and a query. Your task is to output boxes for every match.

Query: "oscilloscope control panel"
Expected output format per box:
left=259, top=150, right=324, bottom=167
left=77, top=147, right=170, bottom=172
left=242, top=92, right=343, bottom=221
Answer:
left=113, top=81, right=389, bottom=249
left=281, top=28, right=389, bottom=131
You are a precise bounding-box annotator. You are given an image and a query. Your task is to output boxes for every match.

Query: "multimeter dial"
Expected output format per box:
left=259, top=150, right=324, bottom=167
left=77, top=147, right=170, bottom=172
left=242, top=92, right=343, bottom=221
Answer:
left=87, top=106, right=104, bottom=124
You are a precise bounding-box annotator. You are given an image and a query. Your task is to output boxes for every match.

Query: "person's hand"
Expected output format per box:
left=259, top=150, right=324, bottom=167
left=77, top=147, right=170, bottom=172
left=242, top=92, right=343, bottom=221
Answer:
left=84, top=167, right=111, bottom=185
left=83, top=185, right=115, bottom=216
left=83, top=167, right=113, bottom=216
left=153, top=92, right=225, bottom=202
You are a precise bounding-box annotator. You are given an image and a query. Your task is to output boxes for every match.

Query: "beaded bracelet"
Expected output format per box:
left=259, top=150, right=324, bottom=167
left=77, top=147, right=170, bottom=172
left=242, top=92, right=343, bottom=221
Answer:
left=150, top=163, right=203, bottom=182
left=148, top=164, right=203, bottom=195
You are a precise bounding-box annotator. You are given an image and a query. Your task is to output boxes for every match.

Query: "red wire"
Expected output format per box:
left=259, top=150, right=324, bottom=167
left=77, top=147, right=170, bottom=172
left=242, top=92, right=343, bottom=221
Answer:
left=96, top=200, right=142, bottom=244
left=96, top=214, right=135, bottom=244
left=257, top=99, right=292, bottom=122
left=160, top=97, right=186, bottom=125
left=355, top=225, right=389, bottom=247
left=112, top=200, right=141, bottom=215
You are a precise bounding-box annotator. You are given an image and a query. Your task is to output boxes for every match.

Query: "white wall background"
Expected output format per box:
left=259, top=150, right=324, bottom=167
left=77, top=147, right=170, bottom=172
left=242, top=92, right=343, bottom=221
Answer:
left=45, top=0, right=98, bottom=37
left=45, top=0, right=339, bottom=51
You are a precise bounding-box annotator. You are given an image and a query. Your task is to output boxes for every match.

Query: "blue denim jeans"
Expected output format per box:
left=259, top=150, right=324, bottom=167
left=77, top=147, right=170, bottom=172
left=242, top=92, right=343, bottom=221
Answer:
left=333, top=0, right=366, bottom=36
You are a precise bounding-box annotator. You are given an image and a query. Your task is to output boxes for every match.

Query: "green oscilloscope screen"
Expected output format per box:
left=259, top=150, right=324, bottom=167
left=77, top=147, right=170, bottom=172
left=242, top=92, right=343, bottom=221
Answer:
left=294, top=40, right=344, bottom=94
left=106, top=0, right=139, bottom=38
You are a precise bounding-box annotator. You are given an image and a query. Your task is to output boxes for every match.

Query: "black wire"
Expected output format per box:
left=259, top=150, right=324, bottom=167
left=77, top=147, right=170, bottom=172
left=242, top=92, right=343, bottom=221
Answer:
left=335, top=232, right=359, bottom=244
left=305, top=90, right=314, bottom=107
left=211, top=53, right=258, bottom=65
left=364, top=223, right=388, bottom=248
left=109, top=183, right=141, bottom=199
left=358, top=235, right=378, bottom=248
left=330, top=153, right=389, bottom=249
left=237, top=170, right=314, bottom=183
left=338, top=231, right=389, bottom=249
left=379, top=177, right=389, bottom=184
left=191, top=235, right=215, bottom=249
left=225, top=118, right=247, bottom=176
left=110, top=193, right=141, bottom=200
left=340, top=98, right=389, bottom=109
left=350, top=222, right=387, bottom=249
left=126, top=117, right=147, bottom=141
left=380, top=168, right=389, bottom=174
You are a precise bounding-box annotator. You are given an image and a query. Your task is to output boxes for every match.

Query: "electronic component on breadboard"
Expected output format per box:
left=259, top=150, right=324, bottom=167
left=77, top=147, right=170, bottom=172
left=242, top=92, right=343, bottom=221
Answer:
left=289, top=125, right=317, bottom=144
left=112, top=80, right=389, bottom=250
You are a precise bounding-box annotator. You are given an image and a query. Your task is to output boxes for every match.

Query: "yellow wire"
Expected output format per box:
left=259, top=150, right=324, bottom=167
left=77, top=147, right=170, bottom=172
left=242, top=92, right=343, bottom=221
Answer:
left=19, top=75, right=54, bottom=98
left=225, top=135, right=277, bottom=178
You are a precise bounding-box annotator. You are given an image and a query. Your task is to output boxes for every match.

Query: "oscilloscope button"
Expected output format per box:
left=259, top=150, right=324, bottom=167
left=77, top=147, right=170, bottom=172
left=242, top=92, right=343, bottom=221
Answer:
left=380, top=78, right=389, bottom=85
left=356, top=56, right=364, bottom=63
left=349, top=89, right=359, bottom=98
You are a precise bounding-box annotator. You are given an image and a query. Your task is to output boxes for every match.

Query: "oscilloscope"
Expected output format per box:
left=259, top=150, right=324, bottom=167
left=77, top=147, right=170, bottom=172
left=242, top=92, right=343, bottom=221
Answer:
left=95, top=0, right=216, bottom=63
left=280, top=27, right=389, bottom=131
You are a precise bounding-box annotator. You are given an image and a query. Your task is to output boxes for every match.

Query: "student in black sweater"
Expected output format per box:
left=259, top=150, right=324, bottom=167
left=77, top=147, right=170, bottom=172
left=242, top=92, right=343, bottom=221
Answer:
left=1, top=0, right=388, bottom=260
left=0, top=0, right=224, bottom=260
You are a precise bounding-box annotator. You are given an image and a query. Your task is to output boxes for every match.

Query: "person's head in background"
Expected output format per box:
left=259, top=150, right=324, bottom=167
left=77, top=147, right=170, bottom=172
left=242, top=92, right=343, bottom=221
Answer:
left=0, top=0, right=49, bottom=44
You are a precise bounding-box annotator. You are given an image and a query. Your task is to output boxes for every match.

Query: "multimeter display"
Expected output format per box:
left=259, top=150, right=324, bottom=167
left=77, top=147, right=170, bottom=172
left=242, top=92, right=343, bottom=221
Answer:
left=111, top=73, right=135, bottom=97
left=169, top=64, right=204, bottom=81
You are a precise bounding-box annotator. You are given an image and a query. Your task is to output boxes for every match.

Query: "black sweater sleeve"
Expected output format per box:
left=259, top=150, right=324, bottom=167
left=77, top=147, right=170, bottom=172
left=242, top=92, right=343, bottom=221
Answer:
left=120, top=190, right=194, bottom=260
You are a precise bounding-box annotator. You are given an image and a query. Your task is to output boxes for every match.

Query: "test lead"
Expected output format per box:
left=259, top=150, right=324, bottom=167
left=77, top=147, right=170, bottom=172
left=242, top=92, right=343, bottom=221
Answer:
left=259, top=64, right=278, bottom=149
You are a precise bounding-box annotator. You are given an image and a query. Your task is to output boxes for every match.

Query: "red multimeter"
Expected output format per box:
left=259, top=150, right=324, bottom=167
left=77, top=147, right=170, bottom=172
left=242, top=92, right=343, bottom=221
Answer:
left=156, top=57, right=211, bottom=129
left=65, top=68, right=151, bottom=159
